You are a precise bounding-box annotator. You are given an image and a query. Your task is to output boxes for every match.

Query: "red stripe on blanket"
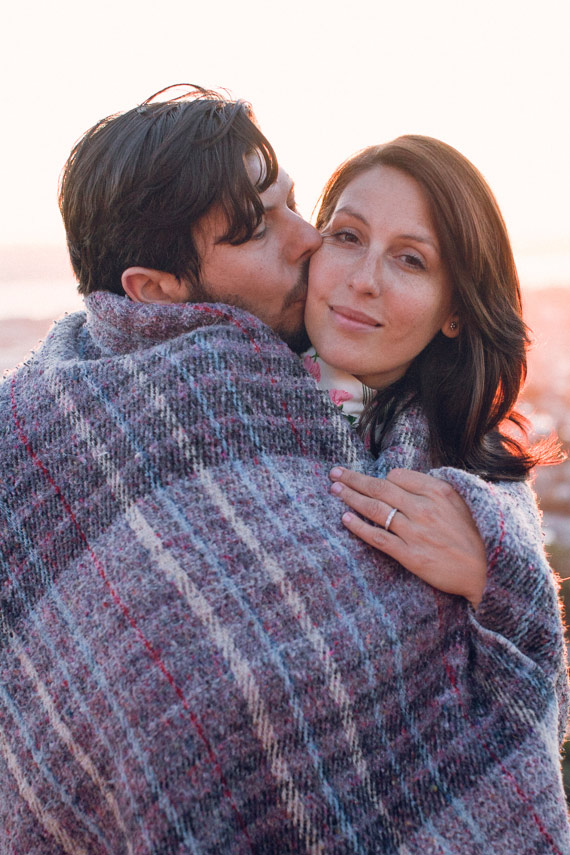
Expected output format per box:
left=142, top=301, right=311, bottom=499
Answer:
left=10, top=373, right=254, bottom=851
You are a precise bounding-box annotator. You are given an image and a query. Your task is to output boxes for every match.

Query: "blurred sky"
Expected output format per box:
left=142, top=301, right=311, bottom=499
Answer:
left=2, top=0, right=569, bottom=283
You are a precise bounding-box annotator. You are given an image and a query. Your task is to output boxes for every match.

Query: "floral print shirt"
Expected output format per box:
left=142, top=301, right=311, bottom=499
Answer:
left=301, top=347, right=376, bottom=426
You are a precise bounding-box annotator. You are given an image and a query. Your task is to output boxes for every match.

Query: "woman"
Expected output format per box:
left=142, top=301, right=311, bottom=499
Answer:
left=299, top=137, right=570, bottom=847
left=303, top=135, right=563, bottom=611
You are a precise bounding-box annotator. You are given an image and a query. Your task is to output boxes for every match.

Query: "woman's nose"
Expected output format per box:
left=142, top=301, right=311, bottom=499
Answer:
left=348, top=256, right=381, bottom=296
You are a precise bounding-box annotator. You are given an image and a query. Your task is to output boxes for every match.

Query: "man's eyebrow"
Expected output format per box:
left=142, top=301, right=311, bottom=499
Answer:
left=263, top=180, right=296, bottom=214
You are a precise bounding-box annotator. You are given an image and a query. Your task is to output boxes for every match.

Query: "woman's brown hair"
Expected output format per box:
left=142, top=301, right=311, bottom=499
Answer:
left=316, top=135, right=560, bottom=480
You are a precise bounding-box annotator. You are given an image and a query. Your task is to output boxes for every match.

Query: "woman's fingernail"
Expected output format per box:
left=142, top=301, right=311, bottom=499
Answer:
left=330, top=482, right=342, bottom=495
left=330, top=467, right=344, bottom=479
left=342, top=513, right=354, bottom=523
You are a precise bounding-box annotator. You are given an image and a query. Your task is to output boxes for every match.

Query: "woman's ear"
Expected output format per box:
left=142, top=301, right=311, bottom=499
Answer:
left=442, top=312, right=460, bottom=339
left=121, top=267, right=191, bottom=304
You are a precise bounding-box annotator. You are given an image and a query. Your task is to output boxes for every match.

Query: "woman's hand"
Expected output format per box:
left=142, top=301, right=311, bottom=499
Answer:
left=329, top=466, right=487, bottom=608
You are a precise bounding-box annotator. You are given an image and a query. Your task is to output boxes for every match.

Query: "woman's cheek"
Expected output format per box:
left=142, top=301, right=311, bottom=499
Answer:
left=310, top=250, right=337, bottom=300
left=303, top=292, right=317, bottom=329
left=303, top=290, right=325, bottom=347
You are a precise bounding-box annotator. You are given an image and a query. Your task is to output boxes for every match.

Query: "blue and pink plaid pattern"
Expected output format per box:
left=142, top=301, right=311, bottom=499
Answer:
left=0, top=291, right=568, bottom=854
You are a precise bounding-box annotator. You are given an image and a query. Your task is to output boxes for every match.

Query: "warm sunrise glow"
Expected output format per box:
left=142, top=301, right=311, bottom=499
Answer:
left=2, top=0, right=569, bottom=808
left=1, top=0, right=569, bottom=322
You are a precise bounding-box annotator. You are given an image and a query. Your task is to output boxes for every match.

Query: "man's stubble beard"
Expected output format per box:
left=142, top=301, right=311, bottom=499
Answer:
left=276, top=259, right=311, bottom=354
left=188, top=259, right=311, bottom=355
left=278, top=322, right=311, bottom=355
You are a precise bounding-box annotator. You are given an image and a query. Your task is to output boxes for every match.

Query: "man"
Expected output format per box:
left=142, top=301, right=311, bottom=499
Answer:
left=60, top=84, right=320, bottom=351
left=0, top=86, right=567, bottom=854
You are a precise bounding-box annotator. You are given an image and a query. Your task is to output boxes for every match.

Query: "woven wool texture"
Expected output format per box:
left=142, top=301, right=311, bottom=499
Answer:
left=0, top=291, right=569, bottom=855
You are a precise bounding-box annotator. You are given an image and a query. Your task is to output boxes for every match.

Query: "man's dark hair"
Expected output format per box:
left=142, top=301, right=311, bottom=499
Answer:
left=59, top=84, right=278, bottom=295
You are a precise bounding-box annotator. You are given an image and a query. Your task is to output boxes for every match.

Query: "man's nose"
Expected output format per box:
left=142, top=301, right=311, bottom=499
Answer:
left=291, top=218, right=322, bottom=260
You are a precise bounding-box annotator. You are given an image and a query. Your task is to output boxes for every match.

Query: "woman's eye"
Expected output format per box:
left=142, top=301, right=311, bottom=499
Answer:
left=324, top=229, right=360, bottom=245
left=252, top=223, right=267, bottom=240
left=400, top=253, right=426, bottom=270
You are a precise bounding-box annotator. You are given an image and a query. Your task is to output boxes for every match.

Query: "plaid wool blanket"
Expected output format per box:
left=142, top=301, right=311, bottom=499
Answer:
left=0, top=291, right=568, bottom=854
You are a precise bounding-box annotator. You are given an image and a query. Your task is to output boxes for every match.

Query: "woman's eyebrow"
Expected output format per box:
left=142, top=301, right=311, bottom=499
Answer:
left=400, top=233, right=439, bottom=252
left=333, top=206, right=369, bottom=226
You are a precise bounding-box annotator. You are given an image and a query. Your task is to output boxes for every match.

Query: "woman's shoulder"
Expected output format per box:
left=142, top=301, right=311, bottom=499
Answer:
left=371, top=402, right=433, bottom=476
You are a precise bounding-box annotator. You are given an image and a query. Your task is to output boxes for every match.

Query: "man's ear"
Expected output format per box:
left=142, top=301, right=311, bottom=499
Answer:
left=121, top=267, right=190, bottom=304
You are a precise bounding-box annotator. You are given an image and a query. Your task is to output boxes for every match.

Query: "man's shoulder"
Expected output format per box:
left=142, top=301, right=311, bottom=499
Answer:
left=3, top=295, right=370, bottom=473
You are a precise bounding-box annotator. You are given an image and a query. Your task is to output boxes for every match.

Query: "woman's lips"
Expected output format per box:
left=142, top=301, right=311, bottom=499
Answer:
left=330, top=305, right=382, bottom=329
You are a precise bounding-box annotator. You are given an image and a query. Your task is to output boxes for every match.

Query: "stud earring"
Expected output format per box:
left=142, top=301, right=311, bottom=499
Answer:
left=450, top=321, right=458, bottom=331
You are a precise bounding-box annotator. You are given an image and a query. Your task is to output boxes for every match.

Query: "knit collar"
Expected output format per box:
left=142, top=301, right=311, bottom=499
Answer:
left=301, top=347, right=376, bottom=426
left=84, top=291, right=273, bottom=357
left=81, top=295, right=430, bottom=469
left=300, top=346, right=433, bottom=471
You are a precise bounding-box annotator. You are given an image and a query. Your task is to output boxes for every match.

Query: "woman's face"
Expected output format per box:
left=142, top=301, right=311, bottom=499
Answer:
left=305, top=165, right=459, bottom=389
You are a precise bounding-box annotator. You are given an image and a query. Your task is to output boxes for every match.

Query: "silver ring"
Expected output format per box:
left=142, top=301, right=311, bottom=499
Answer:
left=384, top=507, right=398, bottom=532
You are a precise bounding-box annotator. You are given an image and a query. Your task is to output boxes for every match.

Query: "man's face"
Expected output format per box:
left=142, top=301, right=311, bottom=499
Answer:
left=186, top=160, right=322, bottom=351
